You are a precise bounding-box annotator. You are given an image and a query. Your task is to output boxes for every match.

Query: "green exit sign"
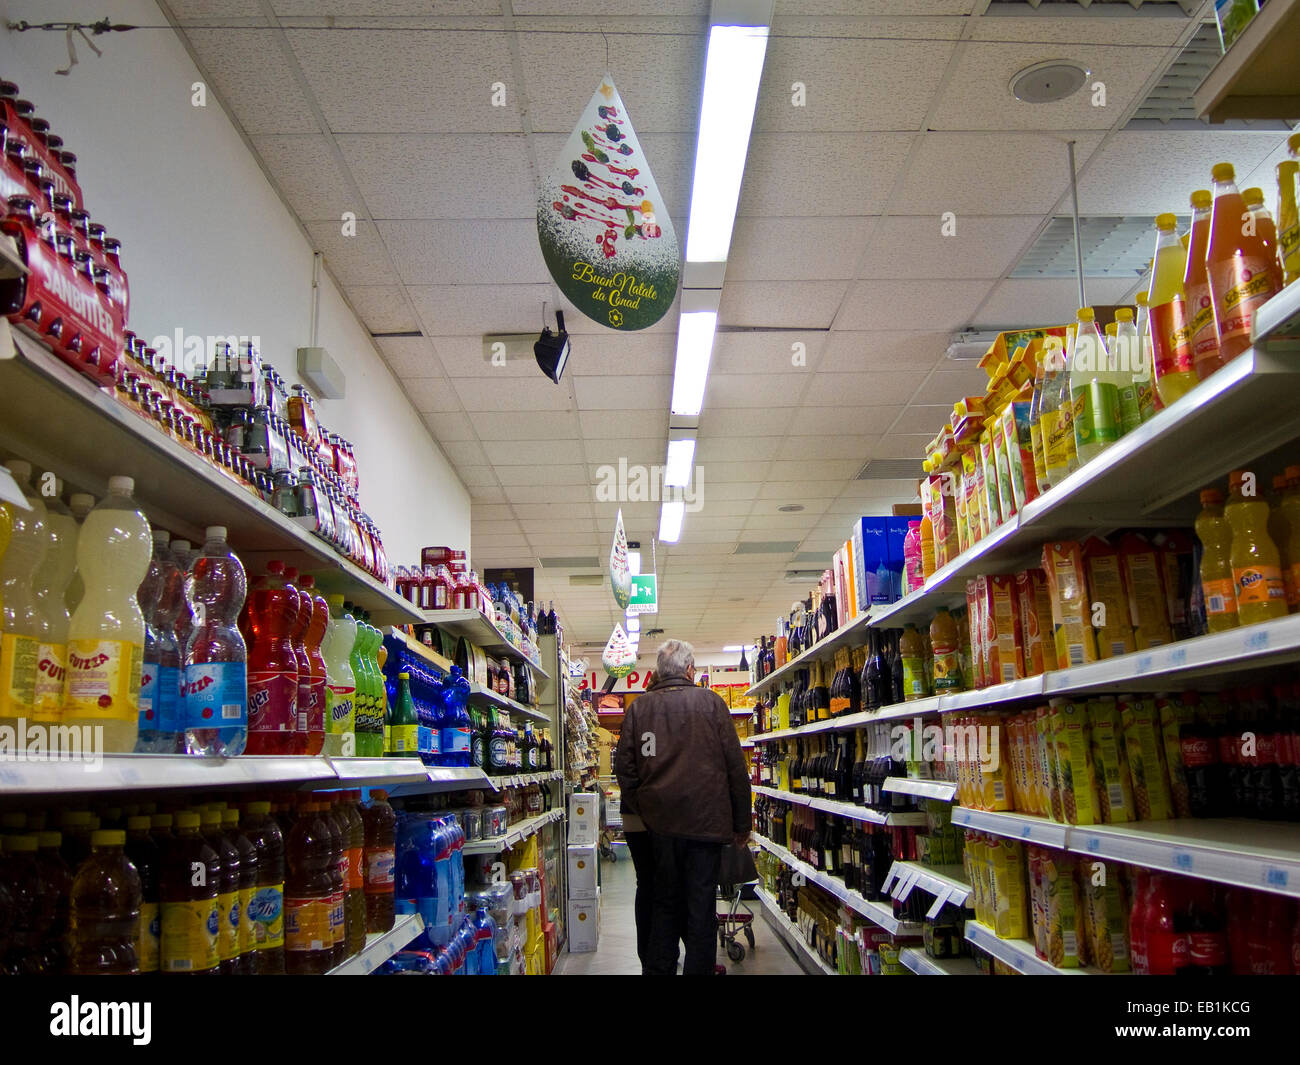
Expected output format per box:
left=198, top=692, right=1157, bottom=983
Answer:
left=627, top=574, right=657, bottom=614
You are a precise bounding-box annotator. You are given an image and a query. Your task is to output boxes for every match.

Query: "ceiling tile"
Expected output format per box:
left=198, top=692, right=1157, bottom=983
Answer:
left=250, top=135, right=355, bottom=220
left=765, top=459, right=862, bottom=482
left=835, top=280, right=993, bottom=332
left=710, top=331, right=829, bottom=375
left=471, top=504, right=516, bottom=522
left=972, top=277, right=1139, bottom=329
left=438, top=439, right=491, bottom=466
left=339, top=134, right=537, bottom=220
left=468, top=484, right=507, bottom=503
left=272, top=0, right=501, bottom=11
left=966, top=12, right=1192, bottom=46
left=910, top=367, right=997, bottom=405
left=423, top=412, right=477, bottom=441
left=496, top=464, right=589, bottom=487
left=888, top=405, right=951, bottom=435
left=186, top=30, right=321, bottom=134
left=412, top=286, right=556, bottom=337
left=474, top=411, right=578, bottom=438
left=286, top=28, right=523, bottom=133
left=171, top=0, right=265, bottom=15
left=700, top=482, right=760, bottom=501
left=455, top=465, right=499, bottom=488
left=858, top=434, right=935, bottom=461
left=304, top=220, right=401, bottom=285
left=572, top=375, right=671, bottom=411
left=584, top=438, right=669, bottom=467
left=702, top=372, right=810, bottom=411
left=504, top=483, right=592, bottom=504
left=569, top=333, right=677, bottom=376
left=473, top=533, right=530, bottom=549
left=859, top=215, right=1045, bottom=280
left=400, top=376, right=461, bottom=413
left=375, top=336, right=441, bottom=377
left=432, top=334, right=530, bottom=378
left=697, top=437, right=780, bottom=462
left=699, top=407, right=795, bottom=438
left=452, top=377, right=575, bottom=412
left=738, top=133, right=915, bottom=218
left=473, top=519, right=528, bottom=535
left=819, top=331, right=946, bottom=373
left=726, top=217, right=873, bottom=281
left=755, top=481, right=843, bottom=500
left=579, top=410, right=667, bottom=438
left=380, top=220, right=548, bottom=285
left=483, top=438, right=586, bottom=465
left=346, top=286, right=421, bottom=333
left=700, top=460, right=771, bottom=483
left=720, top=281, right=849, bottom=329
left=776, top=434, right=877, bottom=461
left=801, top=370, right=928, bottom=408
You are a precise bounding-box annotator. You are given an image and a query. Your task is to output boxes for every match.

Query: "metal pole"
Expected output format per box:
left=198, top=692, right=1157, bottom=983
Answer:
left=1067, top=140, right=1086, bottom=310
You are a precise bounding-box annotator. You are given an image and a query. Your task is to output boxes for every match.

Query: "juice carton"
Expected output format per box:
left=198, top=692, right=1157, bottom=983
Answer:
left=991, top=410, right=1018, bottom=522
left=1085, top=697, right=1137, bottom=823
left=1042, top=850, right=1084, bottom=968
left=1041, top=541, right=1099, bottom=670
left=965, top=579, right=987, bottom=689
left=1014, top=568, right=1056, bottom=676
left=1006, top=715, right=1029, bottom=812
left=1027, top=846, right=1047, bottom=958
left=999, top=399, right=1040, bottom=513
left=960, top=449, right=981, bottom=549
left=1117, top=533, right=1174, bottom=650
left=980, top=574, right=1024, bottom=687
left=964, top=833, right=989, bottom=928
left=979, top=427, right=1003, bottom=531
left=1118, top=695, right=1174, bottom=820
left=1155, top=692, right=1193, bottom=818
left=1050, top=697, right=1101, bottom=826
left=988, top=837, right=1029, bottom=940
left=1081, top=537, right=1137, bottom=659
left=1083, top=862, right=1131, bottom=973
left=979, top=714, right=1014, bottom=812
left=1036, top=705, right=1065, bottom=823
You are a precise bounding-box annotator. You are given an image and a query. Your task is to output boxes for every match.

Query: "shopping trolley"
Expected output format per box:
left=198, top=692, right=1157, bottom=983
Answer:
left=716, top=841, right=759, bottom=963
left=598, top=778, right=622, bottom=862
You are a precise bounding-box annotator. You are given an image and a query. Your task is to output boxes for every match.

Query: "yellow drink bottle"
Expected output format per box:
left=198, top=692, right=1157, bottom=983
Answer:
left=1224, top=470, right=1288, bottom=626
left=1194, top=489, right=1238, bottom=632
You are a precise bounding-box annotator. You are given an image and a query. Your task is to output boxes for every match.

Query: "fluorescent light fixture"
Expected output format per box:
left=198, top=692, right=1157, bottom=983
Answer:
left=659, top=499, right=685, bottom=543
left=670, top=310, right=717, bottom=416
left=664, top=437, right=696, bottom=488
left=627, top=549, right=641, bottom=576
left=722, top=644, right=756, bottom=652
left=685, top=23, right=771, bottom=263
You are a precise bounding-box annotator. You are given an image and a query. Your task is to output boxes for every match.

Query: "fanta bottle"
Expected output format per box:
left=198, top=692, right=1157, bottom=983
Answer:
left=240, top=800, right=284, bottom=974
left=64, top=476, right=152, bottom=753
left=69, top=829, right=142, bottom=974
left=322, top=595, right=356, bottom=758
left=245, top=560, right=298, bottom=755
left=362, top=789, right=396, bottom=933
left=283, top=801, right=335, bottom=974
left=62, top=492, right=94, bottom=614
left=159, top=810, right=219, bottom=975
left=299, top=575, right=327, bottom=756
left=142, top=531, right=183, bottom=754
left=1195, top=489, right=1239, bottom=632
left=1279, top=466, right=1300, bottom=612
left=1225, top=470, right=1288, bottom=626
left=32, top=481, right=76, bottom=729
left=0, top=461, right=50, bottom=736
left=1204, top=163, right=1281, bottom=375
left=284, top=567, right=312, bottom=754
left=182, top=526, right=248, bottom=758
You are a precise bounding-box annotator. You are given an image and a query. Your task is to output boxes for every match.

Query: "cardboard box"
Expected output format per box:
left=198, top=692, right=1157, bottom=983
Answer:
left=1015, top=568, right=1055, bottom=677
left=567, top=842, right=598, bottom=899
left=850, top=517, right=891, bottom=606
left=1041, top=540, right=1099, bottom=670
left=568, top=889, right=600, bottom=953
left=1082, top=537, right=1136, bottom=659
left=543, top=920, right=558, bottom=974
left=568, top=793, right=599, bottom=845
left=886, top=517, right=912, bottom=602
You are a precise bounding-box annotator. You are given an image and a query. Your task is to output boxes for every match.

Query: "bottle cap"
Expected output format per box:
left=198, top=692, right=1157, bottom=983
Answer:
left=1285, top=465, right=1300, bottom=482
left=1190, top=189, right=1212, bottom=209
left=1289, top=132, right=1300, bottom=156
left=68, top=491, right=95, bottom=512
left=3, top=833, right=38, bottom=852
left=91, top=829, right=125, bottom=846
left=1115, top=308, right=1133, bottom=321
left=1211, top=162, right=1235, bottom=182
left=1134, top=291, right=1148, bottom=307
left=1242, top=187, right=1264, bottom=206
left=399, top=671, right=410, bottom=679
left=107, top=475, right=134, bottom=496
left=222, top=809, right=239, bottom=825
left=205, top=525, right=227, bottom=540
left=175, top=811, right=200, bottom=829
left=199, top=809, right=221, bottom=827
left=371, top=789, right=388, bottom=802
left=327, top=593, right=345, bottom=608
left=0, top=812, right=25, bottom=830
left=301, top=575, right=316, bottom=588
left=1228, top=470, right=1249, bottom=492
left=267, top=559, right=285, bottom=575
left=1155, top=212, right=1178, bottom=230
left=1105, top=322, right=1118, bottom=335
left=38, top=831, right=61, bottom=848
left=4, top=459, right=32, bottom=483
left=61, top=810, right=92, bottom=828
left=126, top=815, right=151, bottom=831
left=244, top=801, right=271, bottom=815
left=151, top=813, right=173, bottom=828
left=1280, top=160, right=1300, bottom=178
left=1076, top=307, right=1095, bottom=320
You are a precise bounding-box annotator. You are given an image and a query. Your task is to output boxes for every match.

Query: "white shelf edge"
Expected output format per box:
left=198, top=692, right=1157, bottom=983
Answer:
left=462, top=808, right=564, bottom=855
left=754, top=886, right=837, bottom=975
left=752, top=785, right=926, bottom=827
left=899, top=945, right=982, bottom=977
left=963, top=920, right=1094, bottom=976
left=883, top=776, right=958, bottom=802
left=326, top=912, right=425, bottom=975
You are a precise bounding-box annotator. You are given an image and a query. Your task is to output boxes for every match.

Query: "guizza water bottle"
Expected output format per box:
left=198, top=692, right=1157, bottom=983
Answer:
left=139, top=530, right=183, bottom=753
left=440, top=665, right=473, bottom=767
left=182, top=526, right=248, bottom=757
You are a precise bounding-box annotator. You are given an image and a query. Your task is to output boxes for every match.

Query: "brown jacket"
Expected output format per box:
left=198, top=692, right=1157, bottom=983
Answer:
left=614, top=674, right=752, bottom=844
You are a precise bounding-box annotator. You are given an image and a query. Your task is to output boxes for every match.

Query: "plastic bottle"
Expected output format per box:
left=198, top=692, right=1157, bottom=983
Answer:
left=1241, top=185, right=1284, bottom=292
left=321, top=595, right=356, bottom=758
left=1204, top=163, right=1280, bottom=375
left=1279, top=158, right=1300, bottom=287
left=1195, top=489, right=1239, bottom=632
left=35, top=830, right=71, bottom=974
left=245, top=559, right=298, bottom=755
left=0, top=461, right=50, bottom=735
left=1037, top=332, right=1077, bottom=489
left=59, top=809, right=95, bottom=870
left=1112, top=309, right=1144, bottom=436
left=339, top=791, right=366, bottom=958
left=68, top=829, right=143, bottom=976
left=62, top=492, right=95, bottom=614
left=902, top=520, right=923, bottom=595
left=1, top=833, right=46, bottom=974
left=929, top=607, right=963, bottom=694
left=170, top=538, right=195, bottom=656
left=1147, top=212, right=1196, bottom=407
left=284, top=801, right=334, bottom=974
left=284, top=567, right=312, bottom=754
left=64, top=476, right=152, bottom=753
left=182, top=526, right=248, bottom=758
left=1144, top=874, right=1189, bottom=976
left=353, top=619, right=384, bottom=757
left=240, top=800, right=284, bottom=974
left=472, top=902, right=498, bottom=975
left=135, top=529, right=167, bottom=752
left=159, top=810, right=218, bottom=975
left=441, top=665, right=473, bottom=767
left=395, top=813, right=436, bottom=948
left=219, top=808, right=258, bottom=975
left=1132, top=291, right=1157, bottom=422
left=389, top=671, right=419, bottom=757
left=919, top=514, right=936, bottom=583
left=145, top=531, right=184, bottom=753
left=196, top=808, right=241, bottom=976
left=1225, top=470, right=1288, bottom=625
left=299, top=576, right=328, bottom=756
left=123, top=814, right=160, bottom=974
left=319, top=794, right=347, bottom=964
left=1068, top=308, right=1119, bottom=465
left=362, top=790, right=396, bottom=933
left=32, top=482, right=76, bottom=729
left=1184, top=189, right=1219, bottom=380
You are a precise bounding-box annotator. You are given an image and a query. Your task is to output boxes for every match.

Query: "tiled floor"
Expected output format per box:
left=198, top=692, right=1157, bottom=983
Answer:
left=554, top=845, right=807, bottom=976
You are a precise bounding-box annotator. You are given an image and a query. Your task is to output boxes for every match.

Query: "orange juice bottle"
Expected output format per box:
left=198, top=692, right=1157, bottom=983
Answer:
left=1147, top=213, right=1195, bottom=407
left=920, top=514, right=936, bottom=581
left=1242, top=186, right=1284, bottom=292
left=1279, top=466, right=1300, bottom=612
left=899, top=623, right=929, bottom=701
left=1204, top=164, right=1281, bottom=376
left=1184, top=190, right=1218, bottom=381
left=1225, top=470, right=1287, bottom=626
left=1278, top=158, right=1300, bottom=286
left=929, top=607, right=964, bottom=694
left=1194, top=489, right=1238, bottom=632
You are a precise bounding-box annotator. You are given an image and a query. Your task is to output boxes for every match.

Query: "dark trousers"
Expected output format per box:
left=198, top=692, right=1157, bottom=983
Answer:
left=646, top=834, right=721, bottom=975
left=623, top=830, right=656, bottom=972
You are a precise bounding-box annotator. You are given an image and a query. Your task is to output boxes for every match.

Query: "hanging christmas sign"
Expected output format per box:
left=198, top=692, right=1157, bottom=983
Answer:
left=536, top=78, right=680, bottom=331
left=609, top=507, right=632, bottom=609
left=602, top=623, right=638, bottom=678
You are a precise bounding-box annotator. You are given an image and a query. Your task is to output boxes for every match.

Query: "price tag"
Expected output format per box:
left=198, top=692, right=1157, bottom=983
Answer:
left=1135, top=655, right=1153, bottom=675
left=0, top=766, right=19, bottom=786
left=926, top=887, right=951, bottom=919
left=953, top=808, right=971, bottom=826
left=1263, top=867, right=1288, bottom=889
left=1085, top=836, right=1101, bottom=853
left=1021, top=823, right=1033, bottom=839
left=120, top=767, right=140, bottom=784
left=1245, top=628, right=1270, bottom=651
left=1172, top=850, right=1194, bottom=872
left=1168, top=646, right=1187, bottom=667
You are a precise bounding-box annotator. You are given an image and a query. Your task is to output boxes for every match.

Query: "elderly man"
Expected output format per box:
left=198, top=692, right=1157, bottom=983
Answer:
left=614, top=639, right=752, bottom=975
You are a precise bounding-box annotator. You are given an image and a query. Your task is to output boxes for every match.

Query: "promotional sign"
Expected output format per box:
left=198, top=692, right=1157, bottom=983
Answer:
left=601, top=624, right=637, bottom=679
left=536, top=78, right=680, bottom=331
left=626, top=574, right=657, bottom=615
left=609, top=508, right=631, bottom=609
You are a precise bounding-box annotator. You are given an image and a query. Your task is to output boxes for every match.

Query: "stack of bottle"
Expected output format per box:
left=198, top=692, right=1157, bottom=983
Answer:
left=0, top=789, right=400, bottom=975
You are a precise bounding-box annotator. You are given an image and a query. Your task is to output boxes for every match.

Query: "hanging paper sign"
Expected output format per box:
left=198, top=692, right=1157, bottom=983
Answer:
left=536, top=77, right=680, bottom=331
left=602, top=624, right=638, bottom=678
left=609, top=508, right=631, bottom=609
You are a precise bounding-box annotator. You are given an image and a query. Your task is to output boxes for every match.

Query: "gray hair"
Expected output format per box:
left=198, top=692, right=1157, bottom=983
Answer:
left=655, top=639, right=695, bottom=680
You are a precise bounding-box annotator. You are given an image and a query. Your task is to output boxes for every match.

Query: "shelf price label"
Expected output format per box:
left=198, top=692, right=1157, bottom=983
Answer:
left=1172, top=850, right=1194, bottom=872
left=926, top=887, right=951, bottom=919
left=1168, top=646, right=1187, bottom=667
left=1245, top=628, right=1270, bottom=652
left=1135, top=655, right=1153, bottom=675
left=1262, top=867, right=1288, bottom=889
left=1085, top=836, right=1101, bottom=853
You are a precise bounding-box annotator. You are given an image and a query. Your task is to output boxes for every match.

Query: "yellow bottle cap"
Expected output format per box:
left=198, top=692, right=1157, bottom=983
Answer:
left=199, top=809, right=221, bottom=827
left=1076, top=307, right=1095, bottom=321
left=222, top=809, right=239, bottom=826
left=1242, top=187, right=1264, bottom=206
left=61, top=810, right=91, bottom=827
left=245, top=801, right=271, bottom=815
left=1155, top=212, right=1178, bottom=230
left=126, top=815, right=151, bottom=831
left=1134, top=292, right=1148, bottom=307
left=1211, top=162, right=1235, bottom=182
left=37, top=831, right=61, bottom=848
left=3, top=833, right=38, bottom=852
left=0, top=812, right=25, bottom=830
left=1180, top=233, right=1191, bottom=248
left=152, top=813, right=173, bottom=829
left=1105, top=322, right=1118, bottom=335
left=91, top=829, right=125, bottom=847
left=1116, top=308, right=1134, bottom=321
left=1280, top=160, right=1300, bottom=178
left=175, top=811, right=200, bottom=829
left=1190, top=189, right=1212, bottom=209
left=1289, top=132, right=1300, bottom=156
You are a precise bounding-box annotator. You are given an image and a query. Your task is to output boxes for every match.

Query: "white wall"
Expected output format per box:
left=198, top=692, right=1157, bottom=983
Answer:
left=0, top=0, right=469, bottom=564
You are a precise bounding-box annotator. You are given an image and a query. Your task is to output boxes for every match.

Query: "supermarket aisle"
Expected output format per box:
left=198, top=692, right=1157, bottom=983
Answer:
left=555, top=847, right=806, bottom=975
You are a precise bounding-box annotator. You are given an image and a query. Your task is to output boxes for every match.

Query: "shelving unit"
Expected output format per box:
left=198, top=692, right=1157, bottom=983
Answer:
left=883, top=777, right=957, bottom=802
left=326, top=914, right=425, bottom=976
left=883, top=861, right=972, bottom=910
left=419, top=608, right=549, bottom=677
left=752, top=832, right=923, bottom=937
left=754, top=886, right=837, bottom=975
left=899, top=946, right=981, bottom=976
left=0, top=323, right=419, bottom=624
left=468, top=682, right=551, bottom=723
left=962, top=920, right=1097, bottom=977
left=386, top=627, right=453, bottom=672
left=484, top=770, right=564, bottom=792
left=752, top=785, right=927, bottom=827
left=1192, top=0, right=1300, bottom=122
left=463, top=807, right=565, bottom=855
